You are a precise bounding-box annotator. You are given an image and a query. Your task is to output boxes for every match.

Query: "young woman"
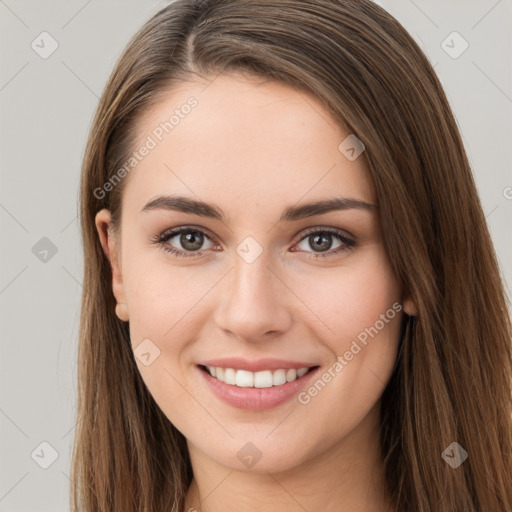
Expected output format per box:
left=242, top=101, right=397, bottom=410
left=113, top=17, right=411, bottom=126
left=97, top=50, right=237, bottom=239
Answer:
left=71, top=1, right=512, bottom=511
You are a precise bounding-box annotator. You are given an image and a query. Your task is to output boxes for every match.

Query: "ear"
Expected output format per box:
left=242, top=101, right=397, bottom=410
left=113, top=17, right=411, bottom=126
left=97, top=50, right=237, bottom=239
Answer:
left=94, top=209, right=129, bottom=322
left=402, top=293, right=418, bottom=317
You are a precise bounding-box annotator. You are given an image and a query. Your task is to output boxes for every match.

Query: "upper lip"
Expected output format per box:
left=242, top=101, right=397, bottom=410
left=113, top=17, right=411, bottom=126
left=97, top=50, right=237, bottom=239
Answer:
left=197, top=358, right=320, bottom=372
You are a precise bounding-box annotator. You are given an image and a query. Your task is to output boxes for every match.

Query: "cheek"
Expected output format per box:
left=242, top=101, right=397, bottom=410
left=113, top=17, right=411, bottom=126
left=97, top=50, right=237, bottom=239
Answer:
left=290, top=249, right=401, bottom=346
left=121, top=242, right=212, bottom=339
left=290, top=270, right=402, bottom=451
left=121, top=260, right=207, bottom=423
left=289, top=249, right=402, bottom=405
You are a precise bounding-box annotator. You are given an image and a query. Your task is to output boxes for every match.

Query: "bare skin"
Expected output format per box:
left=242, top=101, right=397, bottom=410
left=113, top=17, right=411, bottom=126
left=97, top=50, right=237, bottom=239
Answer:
left=95, top=72, right=416, bottom=512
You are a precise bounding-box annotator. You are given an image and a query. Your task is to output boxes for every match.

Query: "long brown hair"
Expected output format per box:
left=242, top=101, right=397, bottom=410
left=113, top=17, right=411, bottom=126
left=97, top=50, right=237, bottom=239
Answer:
left=72, top=1, right=512, bottom=510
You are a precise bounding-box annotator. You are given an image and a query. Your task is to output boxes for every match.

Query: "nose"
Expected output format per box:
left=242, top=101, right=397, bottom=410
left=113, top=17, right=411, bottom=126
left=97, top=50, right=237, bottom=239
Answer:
left=213, top=252, right=292, bottom=343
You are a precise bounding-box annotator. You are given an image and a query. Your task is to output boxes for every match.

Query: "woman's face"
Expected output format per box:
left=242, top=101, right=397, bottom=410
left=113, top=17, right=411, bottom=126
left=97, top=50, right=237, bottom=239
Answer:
left=96, top=72, right=412, bottom=473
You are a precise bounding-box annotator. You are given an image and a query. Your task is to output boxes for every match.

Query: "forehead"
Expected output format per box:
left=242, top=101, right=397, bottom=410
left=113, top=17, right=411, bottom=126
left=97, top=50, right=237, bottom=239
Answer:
left=122, top=73, right=375, bottom=215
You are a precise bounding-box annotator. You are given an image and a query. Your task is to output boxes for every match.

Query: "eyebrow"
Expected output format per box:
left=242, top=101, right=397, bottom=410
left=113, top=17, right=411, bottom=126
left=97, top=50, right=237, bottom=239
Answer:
left=140, top=195, right=377, bottom=222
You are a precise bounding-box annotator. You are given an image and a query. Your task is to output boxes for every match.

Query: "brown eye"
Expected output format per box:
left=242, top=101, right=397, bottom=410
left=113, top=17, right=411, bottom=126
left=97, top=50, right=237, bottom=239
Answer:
left=151, top=226, right=217, bottom=259
left=306, top=233, right=334, bottom=252
left=177, top=230, right=205, bottom=251
left=293, top=228, right=356, bottom=259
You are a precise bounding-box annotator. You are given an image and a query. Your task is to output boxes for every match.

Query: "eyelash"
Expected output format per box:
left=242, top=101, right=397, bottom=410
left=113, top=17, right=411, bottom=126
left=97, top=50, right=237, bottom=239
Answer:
left=150, top=225, right=356, bottom=260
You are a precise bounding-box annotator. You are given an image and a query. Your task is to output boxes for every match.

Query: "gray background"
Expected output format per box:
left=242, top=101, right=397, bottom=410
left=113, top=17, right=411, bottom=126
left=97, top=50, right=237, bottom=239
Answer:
left=0, top=1, right=511, bottom=510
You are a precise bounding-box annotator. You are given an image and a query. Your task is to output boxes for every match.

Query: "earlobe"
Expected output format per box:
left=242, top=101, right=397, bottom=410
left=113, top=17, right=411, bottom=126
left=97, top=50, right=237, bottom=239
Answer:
left=94, top=209, right=129, bottom=322
left=115, top=302, right=130, bottom=322
left=402, top=295, right=418, bottom=316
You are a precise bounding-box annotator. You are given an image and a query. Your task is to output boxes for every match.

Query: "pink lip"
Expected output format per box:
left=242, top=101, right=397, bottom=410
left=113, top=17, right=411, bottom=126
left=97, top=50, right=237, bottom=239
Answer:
left=196, top=364, right=321, bottom=411
left=196, top=357, right=318, bottom=372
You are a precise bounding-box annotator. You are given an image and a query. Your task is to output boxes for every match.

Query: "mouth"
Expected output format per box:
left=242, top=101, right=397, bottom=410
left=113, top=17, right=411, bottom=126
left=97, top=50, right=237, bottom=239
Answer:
left=197, top=364, right=320, bottom=388
left=195, top=363, right=321, bottom=411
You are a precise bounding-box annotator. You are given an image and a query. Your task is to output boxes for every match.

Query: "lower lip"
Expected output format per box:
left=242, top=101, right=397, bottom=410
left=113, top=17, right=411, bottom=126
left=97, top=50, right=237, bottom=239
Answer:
left=196, top=365, right=320, bottom=411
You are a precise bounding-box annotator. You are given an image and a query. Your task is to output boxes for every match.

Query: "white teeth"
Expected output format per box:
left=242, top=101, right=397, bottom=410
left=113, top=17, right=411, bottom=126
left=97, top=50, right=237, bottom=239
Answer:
left=273, top=369, right=287, bottom=386
left=204, top=366, right=313, bottom=388
left=254, top=370, right=272, bottom=388
left=286, top=369, right=297, bottom=382
left=236, top=370, right=254, bottom=387
left=224, top=368, right=236, bottom=385
left=297, top=367, right=309, bottom=377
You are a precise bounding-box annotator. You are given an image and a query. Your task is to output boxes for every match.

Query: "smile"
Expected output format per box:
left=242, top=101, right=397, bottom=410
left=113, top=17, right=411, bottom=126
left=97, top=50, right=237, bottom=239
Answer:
left=199, top=364, right=317, bottom=388
left=196, top=363, right=321, bottom=411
